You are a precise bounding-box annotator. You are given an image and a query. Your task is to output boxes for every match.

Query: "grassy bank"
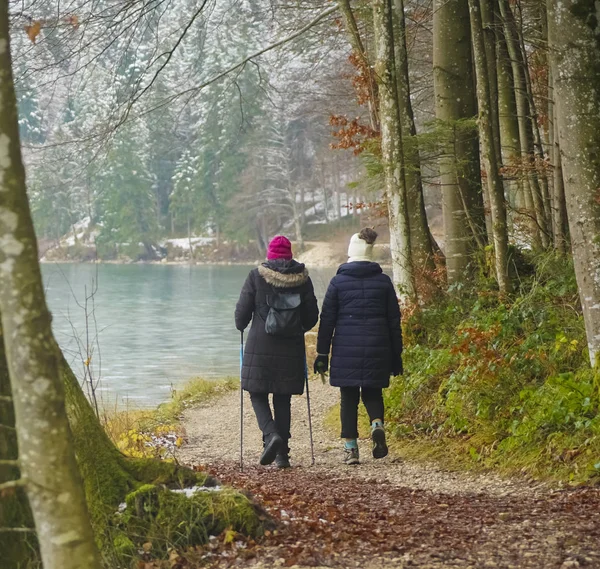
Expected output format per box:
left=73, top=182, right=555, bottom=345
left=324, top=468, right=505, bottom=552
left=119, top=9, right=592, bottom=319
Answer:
left=103, top=377, right=238, bottom=459
left=383, top=253, right=600, bottom=484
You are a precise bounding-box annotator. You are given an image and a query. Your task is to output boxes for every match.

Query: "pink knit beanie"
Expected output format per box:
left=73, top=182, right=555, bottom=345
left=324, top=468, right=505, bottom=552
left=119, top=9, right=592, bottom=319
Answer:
left=267, top=235, right=293, bottom=260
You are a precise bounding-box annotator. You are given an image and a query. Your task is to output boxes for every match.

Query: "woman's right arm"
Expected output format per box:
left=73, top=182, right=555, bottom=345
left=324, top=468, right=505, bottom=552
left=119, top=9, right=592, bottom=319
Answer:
left=235, top=271, right=256, bottom=331
left=316, top=280, right=339, bottom=355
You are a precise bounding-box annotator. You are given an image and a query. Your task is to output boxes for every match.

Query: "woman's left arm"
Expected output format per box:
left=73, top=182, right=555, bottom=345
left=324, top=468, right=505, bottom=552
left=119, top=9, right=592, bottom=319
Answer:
left=387, top=280, right=403, bottom=356
left=234, top=271, right=256, bottom=331
left=301, top=277, right=320, bottom=331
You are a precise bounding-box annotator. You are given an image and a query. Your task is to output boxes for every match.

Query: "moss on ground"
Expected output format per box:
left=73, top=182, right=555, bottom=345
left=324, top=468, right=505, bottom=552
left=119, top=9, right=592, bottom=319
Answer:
left=106, top=484, right=267, bottom=565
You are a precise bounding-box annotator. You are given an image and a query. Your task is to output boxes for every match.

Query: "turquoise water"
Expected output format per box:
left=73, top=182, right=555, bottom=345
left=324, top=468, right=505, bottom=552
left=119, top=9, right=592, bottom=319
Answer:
left=42, top=263, right=335, bottom=406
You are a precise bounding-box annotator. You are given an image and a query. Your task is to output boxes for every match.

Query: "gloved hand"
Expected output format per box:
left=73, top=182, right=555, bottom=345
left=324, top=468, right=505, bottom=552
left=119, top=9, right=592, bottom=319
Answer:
left=314, top=354, right=329, bottom=375
left=391, top=355, right=403, bottom=376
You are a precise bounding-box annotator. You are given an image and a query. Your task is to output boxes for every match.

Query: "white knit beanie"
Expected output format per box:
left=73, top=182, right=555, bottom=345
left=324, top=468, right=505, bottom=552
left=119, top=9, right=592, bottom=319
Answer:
left=347, top=233, right=374, bottom=262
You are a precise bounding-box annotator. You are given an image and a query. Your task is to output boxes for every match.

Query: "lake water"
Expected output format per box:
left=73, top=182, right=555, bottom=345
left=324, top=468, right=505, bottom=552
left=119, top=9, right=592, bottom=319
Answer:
left=42, top=263, right=336, bottom=406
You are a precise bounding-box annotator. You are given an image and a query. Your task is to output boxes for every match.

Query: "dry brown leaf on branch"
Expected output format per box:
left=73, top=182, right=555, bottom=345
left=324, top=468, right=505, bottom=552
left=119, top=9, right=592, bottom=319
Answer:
left=24, top=20, right=42, bottom=43
left=67, top=15, right=79, bottom=29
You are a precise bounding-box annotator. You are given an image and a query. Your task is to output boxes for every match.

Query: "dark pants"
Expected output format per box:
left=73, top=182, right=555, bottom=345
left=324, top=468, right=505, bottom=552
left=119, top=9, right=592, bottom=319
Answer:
left=249, top=392, right=292, bottom=452
left=340, top=386, right=384, bottom=439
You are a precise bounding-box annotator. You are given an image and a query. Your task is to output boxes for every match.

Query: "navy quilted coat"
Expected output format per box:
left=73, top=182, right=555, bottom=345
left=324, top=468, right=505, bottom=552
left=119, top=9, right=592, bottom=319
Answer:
left=235, top=259, right=319, bottom=394
left=316, top=261, right=402, bottom=389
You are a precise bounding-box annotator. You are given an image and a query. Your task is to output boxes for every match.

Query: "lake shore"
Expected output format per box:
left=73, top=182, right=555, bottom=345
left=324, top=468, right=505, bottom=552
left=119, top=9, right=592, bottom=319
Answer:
left=39, top=240, right=393, bottom=268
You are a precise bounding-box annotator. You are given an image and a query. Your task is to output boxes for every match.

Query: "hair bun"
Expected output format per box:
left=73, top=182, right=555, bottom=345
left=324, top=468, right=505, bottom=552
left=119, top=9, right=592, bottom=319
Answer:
left=358, top=227, right=377, bottom=245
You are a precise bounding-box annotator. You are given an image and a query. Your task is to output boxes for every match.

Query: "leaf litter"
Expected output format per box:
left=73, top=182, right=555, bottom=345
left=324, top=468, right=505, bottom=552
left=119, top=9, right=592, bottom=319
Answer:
left=171, top=382, right=600, bottom=568
left=139, top=463, right=600, bottom=569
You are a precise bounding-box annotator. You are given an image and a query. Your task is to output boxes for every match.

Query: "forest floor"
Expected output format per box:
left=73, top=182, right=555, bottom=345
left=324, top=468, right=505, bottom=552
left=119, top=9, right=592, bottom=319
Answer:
left=178, top=380, right=600, bottom=569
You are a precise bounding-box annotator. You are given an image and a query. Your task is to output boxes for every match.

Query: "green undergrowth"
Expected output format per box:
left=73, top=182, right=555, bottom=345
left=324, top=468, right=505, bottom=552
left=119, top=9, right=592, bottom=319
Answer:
left=386, top=252, right=600, bottom=484
left=96, top=377, right=263, bottom=567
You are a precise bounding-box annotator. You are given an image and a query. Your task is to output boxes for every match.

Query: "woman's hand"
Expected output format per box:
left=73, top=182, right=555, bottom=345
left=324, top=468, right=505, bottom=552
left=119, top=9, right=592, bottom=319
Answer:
left=391, top=355, right=403, bottom=376
left=314, top=354, right=329, bottom=375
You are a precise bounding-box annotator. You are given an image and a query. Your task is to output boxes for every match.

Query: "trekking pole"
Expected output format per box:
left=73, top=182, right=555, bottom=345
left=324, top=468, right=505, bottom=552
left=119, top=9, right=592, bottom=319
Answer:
left=239, top=330, right=244, bottom=472
left=304, top=357, right=315, bottom=466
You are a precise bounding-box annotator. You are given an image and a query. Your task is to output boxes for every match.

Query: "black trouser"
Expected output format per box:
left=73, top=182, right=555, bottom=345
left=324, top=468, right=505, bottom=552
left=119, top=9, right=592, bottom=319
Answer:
left=249, top=392, right=292, bottom=453
left=340, top=386, right=384, bottom=439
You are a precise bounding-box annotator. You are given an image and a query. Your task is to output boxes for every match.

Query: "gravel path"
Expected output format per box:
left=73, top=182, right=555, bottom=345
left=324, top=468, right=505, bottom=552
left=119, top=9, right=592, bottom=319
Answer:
left=178, top=380, right=600, bottom=568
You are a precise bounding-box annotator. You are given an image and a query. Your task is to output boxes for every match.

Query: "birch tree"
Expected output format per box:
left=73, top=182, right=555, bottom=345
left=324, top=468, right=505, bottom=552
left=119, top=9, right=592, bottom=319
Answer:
left=0, top=1, right=103, bottom=566
left=547, top=0, right=600, bottom=367
left=392, top=0, right=437, bottom=274
left=372, top=0, right=416, bottom=301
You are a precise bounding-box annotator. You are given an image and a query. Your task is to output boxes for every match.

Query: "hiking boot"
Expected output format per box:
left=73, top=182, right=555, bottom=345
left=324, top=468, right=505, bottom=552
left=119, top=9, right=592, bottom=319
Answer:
left=343, top=446, right=360, bottom=466
left=275, top=453, right=291, bottom=469
left=260, top=433, right=283, bottom=466
left=371, top=424, right=388, bottom=459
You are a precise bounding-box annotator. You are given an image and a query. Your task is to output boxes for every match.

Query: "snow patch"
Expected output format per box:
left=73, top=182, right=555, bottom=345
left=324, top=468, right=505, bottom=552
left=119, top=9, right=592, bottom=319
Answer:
left=171, top=485, right=222, bottom=497
left=116, top=485, right=222, bottom=512
left=164, top=237, right=214, bottom=251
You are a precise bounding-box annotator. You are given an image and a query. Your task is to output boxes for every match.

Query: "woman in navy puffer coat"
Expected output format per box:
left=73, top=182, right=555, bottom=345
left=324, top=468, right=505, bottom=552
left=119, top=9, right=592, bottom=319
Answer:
left=314, top=228, right=402, bottom=465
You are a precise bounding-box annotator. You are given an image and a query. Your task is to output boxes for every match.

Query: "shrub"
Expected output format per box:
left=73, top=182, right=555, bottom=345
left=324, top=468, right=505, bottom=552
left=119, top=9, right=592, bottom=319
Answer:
left=387, top=252, right=600, bottom=482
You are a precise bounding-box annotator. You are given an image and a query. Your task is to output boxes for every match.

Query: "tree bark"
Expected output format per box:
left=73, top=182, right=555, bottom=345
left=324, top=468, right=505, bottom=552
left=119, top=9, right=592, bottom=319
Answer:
left=372, top=0, right=416, bottom=301
left=548, top=0, right=600, bottom=366
left=498, top=0, right=550, bottom=248
left=551, top=100, right=568, bottom=254
left=479, top=0, right=501, bottom=244
left=517, top=5, right=552, bottom=237
left=433, top=0, right=486, bottom=284
left=0, top=325, right=36, bottom=568
left=392, top=0, right=438, bottom=275
left=0, top=3, right=103, bottom=567
left=496, top=26, right=523, bottom=207
left=469, top=0, right=512, bottom=293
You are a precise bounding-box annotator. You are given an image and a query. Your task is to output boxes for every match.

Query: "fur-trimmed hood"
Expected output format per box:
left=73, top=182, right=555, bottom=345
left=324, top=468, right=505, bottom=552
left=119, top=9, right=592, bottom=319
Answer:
left=258, top=262, right=309, bottom=288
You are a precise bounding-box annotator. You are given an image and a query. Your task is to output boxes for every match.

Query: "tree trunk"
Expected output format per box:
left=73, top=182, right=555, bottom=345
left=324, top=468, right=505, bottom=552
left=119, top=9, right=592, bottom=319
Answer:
left=517, top=5, right=552, bottom=238
left=548, top=0, right=600, bottom=367
left=293, top=198, right=304, bottom=251
left=0, top=4, right=103, bottom=566
left=498, top=0, right=550, bottom=248
left=478, top=0, right=500, bottom=244
left=469, top=0, right=512, bottom=293
left=372, top=0, right=416, bottom=301
left=479, top=0, right=502, bottom=168
left=187, top=217, right=195, bottom=262
left=0, top=325, right=37, bottom=568
left=433, top=0, right=486, bottom=284
left=337, top=0, right=380, bottom=131
left=551, top=101, right=568, bottom=254
left=392, top=0, right=438, bottom=275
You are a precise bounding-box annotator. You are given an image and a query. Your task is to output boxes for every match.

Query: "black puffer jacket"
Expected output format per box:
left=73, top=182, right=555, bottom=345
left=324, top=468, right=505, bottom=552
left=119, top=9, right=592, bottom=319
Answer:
left=235, top=259, right=319, bottom=394
left=316, top=261, right=402, bottom=389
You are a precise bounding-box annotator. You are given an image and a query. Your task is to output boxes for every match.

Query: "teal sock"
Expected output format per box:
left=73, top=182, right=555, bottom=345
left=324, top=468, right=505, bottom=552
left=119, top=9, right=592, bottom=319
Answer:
left=344, top=439, right=358, bottom=449
left=371, top=419, right=383, bottom=430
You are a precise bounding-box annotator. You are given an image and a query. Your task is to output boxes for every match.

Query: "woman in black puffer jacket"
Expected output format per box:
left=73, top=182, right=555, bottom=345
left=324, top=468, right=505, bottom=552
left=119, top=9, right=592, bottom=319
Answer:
left=235, top=236, right=319, bottom=468
left=314, top=228, right=402, bottom=465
